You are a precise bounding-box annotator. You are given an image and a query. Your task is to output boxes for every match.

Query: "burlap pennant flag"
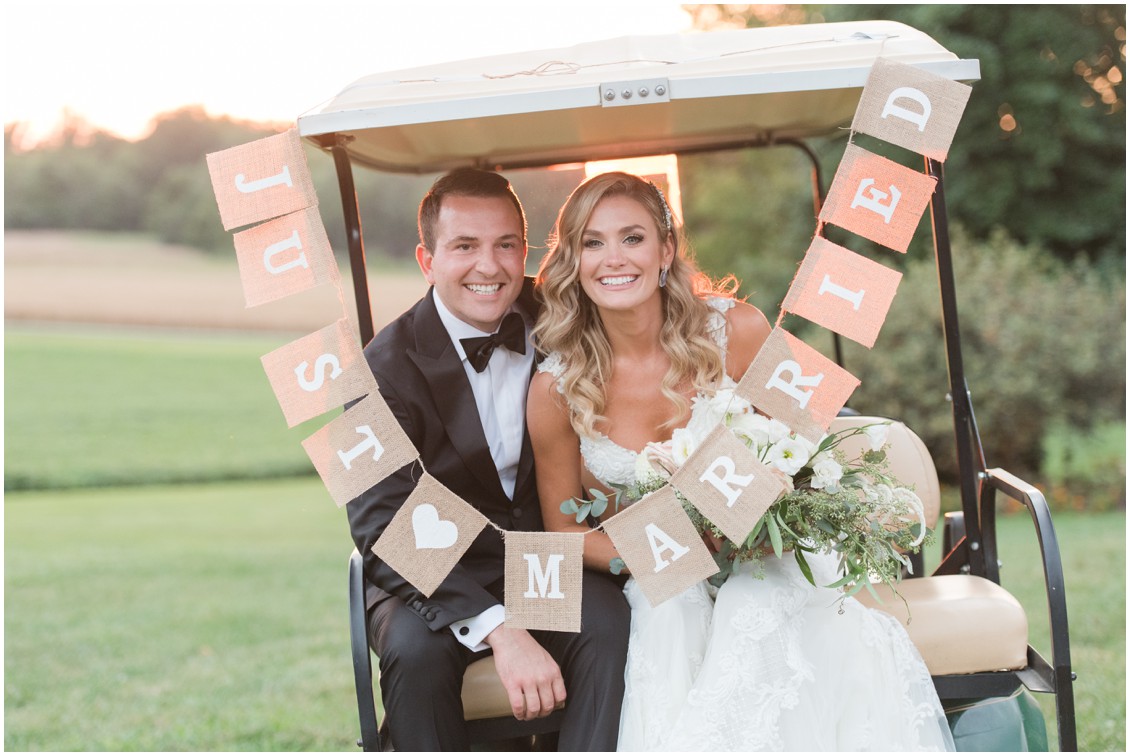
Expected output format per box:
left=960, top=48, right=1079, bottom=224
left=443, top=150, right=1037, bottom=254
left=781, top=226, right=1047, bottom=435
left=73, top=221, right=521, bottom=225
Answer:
left=818, top=144, right=937, bottom=253
left=736, top=328, right=861, bottom=443
left=781, top=237, right=903, bottom=348
left=301, top=392, right=419, bottom=506
left=504, top=531, right=584, bottom=632
left=602, top=487, right=718, bottom=608
left=670, top=424, right=787, bottom=545
left=233, top=206, right=340, bottom=307
left=852, top=58, right=972, bottom=163
left=372, top=472, right=489, bottom=597
left=261, top=319, right=378, bottom=428
left=206, top=128, right=317, bottom=231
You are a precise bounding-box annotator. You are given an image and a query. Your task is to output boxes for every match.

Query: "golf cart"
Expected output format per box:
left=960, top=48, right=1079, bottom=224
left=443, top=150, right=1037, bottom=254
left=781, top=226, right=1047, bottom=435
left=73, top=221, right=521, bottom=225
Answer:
left=297, top=19, right=1076, bottom=751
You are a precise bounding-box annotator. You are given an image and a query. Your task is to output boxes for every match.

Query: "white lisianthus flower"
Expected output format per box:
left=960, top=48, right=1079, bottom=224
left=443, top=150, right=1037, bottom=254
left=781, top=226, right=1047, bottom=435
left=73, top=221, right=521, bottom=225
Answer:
left=809, top=453, right=844, bottom=493
left=765, top=437, right=812, bottom=476
left=688, top=388, right=753, bottom=440
left=670, top=427, right=697, bottom=466
left=729, top=411, right=772, bottom=450
left=864, top=423, right=891, bottom=451
left=893, top=486, right=927, bottom=547
left=635, top=450, right=659, bottom=485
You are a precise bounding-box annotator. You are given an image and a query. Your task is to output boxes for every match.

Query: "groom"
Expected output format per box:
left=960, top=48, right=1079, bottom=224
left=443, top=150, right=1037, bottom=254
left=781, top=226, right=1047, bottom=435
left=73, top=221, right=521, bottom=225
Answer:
left=346, top=168, right=629, bottom=751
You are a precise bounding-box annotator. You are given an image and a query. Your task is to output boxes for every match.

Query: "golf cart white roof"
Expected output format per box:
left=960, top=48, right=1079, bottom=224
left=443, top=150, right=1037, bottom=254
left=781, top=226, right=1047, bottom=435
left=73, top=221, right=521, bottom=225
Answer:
left=298, top=20, right=980, bottom=173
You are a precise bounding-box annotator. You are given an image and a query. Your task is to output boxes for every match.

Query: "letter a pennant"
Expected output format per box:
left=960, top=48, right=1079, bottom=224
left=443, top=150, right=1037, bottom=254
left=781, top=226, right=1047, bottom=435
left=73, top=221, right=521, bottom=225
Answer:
left=735, top=328, right=860, bottom=443
left=819, top=144, right=937, bottom=253
left=206, top=128, right=318, bottom=231
left=670, top=424, right=786, bottom=544
left=602, top=487, right=717, bottom=608
left=852, top=58, right=972, bottom=162
left=301, top=392, right=419, bottom=506
left=504, top=531, right=584, bottom=632
left=373, top=472, right=489, bottom=597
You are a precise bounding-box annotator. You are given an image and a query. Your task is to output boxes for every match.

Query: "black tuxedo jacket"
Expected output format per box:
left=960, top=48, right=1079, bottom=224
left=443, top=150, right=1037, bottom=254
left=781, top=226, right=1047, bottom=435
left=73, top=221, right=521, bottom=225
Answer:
left=346, top=279, right=543, bottom=632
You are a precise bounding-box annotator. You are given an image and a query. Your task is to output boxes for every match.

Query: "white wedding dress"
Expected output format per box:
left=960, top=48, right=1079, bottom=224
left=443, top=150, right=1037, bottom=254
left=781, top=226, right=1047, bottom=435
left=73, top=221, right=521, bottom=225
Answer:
left=539, top=299, right=955, bottom=752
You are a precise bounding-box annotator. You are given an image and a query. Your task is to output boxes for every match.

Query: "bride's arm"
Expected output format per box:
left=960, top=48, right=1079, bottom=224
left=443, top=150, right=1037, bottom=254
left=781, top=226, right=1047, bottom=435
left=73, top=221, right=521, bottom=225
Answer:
left=527, top=371, right=625, bottom=573
left=724, top=300, right=772, bottom=380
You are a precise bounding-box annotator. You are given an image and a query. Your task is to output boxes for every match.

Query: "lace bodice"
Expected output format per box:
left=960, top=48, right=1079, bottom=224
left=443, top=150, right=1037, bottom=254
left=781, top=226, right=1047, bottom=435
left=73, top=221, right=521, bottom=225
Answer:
left=538, top=297, right=736, bottom=488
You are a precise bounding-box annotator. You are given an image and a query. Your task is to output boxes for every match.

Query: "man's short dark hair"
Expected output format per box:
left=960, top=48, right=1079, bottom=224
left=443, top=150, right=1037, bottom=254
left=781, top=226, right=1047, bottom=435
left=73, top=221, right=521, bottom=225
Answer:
left=417, top=168, right=527, bottom=252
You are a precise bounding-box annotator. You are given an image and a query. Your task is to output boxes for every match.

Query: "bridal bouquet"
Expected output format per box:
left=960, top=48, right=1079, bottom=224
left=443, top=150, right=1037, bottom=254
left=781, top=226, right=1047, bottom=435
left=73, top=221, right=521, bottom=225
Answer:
left=574, top=388, right=930, bottom=599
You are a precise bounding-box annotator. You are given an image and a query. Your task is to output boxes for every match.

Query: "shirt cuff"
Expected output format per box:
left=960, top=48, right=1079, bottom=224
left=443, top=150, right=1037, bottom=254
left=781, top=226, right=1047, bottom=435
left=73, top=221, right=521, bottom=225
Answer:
left=449, top=604, right=505, bottom=652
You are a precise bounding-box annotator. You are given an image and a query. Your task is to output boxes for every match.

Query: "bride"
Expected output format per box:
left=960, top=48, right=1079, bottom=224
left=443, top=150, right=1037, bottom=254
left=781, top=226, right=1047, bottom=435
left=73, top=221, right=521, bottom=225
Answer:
left=527, top=171, right=955, bottom=751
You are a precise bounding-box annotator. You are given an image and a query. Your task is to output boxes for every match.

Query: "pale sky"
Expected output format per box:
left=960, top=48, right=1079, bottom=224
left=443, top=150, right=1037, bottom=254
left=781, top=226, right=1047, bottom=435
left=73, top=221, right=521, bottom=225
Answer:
left=4, top=0, right=693, bottom=144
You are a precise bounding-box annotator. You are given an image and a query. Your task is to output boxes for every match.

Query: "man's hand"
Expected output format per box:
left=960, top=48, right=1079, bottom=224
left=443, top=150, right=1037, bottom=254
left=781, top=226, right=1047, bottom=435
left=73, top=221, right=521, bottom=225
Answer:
left=484, top=625, right=566, bottom=720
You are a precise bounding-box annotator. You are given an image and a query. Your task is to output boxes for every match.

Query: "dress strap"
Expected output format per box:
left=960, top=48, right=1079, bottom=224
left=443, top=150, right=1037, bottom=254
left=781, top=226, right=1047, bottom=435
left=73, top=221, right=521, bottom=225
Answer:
left=705, top=296, right=736, bottom=352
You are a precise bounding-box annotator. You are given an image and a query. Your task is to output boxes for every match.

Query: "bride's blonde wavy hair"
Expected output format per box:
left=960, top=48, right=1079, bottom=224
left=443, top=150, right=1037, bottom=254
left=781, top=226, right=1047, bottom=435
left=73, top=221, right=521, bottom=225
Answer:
left=533, top=171, right=737, bottom=439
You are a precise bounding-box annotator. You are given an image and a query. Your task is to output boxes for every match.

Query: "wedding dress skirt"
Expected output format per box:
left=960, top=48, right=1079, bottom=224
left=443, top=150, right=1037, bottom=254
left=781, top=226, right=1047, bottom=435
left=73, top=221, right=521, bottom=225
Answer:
left=617, top=552, right=955, bottom=752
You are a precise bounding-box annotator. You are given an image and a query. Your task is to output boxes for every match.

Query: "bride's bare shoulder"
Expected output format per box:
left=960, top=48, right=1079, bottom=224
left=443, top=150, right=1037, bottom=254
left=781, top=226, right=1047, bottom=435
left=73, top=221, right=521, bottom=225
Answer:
left=724, top=300, right=771, bottom=377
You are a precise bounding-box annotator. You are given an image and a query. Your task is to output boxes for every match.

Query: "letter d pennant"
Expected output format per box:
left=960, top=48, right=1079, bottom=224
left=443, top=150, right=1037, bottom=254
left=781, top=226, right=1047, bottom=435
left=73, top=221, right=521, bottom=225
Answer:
left=504, top=531, right=584, bottom=632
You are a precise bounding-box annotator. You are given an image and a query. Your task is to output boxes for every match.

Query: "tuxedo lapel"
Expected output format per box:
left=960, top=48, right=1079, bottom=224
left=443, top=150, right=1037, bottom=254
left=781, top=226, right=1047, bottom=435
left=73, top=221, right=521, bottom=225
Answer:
left=408, top=291, right=507, bottom=501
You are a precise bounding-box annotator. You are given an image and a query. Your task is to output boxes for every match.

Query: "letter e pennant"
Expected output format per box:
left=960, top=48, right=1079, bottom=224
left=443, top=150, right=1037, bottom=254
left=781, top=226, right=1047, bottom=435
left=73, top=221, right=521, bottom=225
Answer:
left=819, top=145, right=936, bottom=253
left=736, top=328, right=860, bottom=443
left=852, top=58, right=972, bottom=162
left=302, top=392, right=418, bottom=506
left=602, top=487, right=717, bottom=608
left=261, top=319, right=378, bottom=427
left=206, top=128, right=317, bottom=231
left=670, top=424, right=787, bottom=544
left=373, top=472, right=489, bottom=597
left=781, top=237, right=902, bottom=348
left=504, top=531, right=584, bottom=632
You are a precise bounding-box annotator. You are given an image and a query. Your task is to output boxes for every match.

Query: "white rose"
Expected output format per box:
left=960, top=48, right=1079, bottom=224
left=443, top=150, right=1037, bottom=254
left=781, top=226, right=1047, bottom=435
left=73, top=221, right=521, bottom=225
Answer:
left=728, top=411, right=771, bottom=450
left=809, top=454, right=844, bottom=493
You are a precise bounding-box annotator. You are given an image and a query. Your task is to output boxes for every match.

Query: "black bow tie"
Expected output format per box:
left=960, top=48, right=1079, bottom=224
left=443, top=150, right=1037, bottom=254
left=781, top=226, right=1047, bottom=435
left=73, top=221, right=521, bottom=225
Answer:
left=460, top=312, right=527, bottom=372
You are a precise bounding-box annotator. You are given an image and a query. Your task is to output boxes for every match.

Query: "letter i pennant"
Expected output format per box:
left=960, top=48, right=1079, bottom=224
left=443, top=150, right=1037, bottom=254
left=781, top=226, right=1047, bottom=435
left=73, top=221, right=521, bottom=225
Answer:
left=504, top=531, right=584, bottom=632
left=301, top=392, right=418, bottom=506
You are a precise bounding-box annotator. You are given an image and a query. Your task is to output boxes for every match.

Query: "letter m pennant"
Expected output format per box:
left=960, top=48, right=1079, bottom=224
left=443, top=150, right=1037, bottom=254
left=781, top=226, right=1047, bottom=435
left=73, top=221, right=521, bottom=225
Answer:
left=504, top=531, right=584, bottom=632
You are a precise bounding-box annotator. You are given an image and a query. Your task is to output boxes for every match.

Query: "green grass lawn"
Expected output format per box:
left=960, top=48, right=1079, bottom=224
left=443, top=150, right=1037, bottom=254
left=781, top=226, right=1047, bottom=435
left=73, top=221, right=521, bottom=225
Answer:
left=5, top=326, right=329, bottom=490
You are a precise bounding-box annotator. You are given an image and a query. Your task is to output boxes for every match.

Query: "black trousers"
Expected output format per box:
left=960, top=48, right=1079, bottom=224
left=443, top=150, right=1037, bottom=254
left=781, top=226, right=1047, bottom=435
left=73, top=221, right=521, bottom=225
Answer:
left=369, top=571, right=630, bottom=751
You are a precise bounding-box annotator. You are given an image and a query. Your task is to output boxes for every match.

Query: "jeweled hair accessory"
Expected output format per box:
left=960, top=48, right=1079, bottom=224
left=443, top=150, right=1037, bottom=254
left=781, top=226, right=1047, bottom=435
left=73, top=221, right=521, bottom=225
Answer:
left=648, top=181, right=673, bottom=233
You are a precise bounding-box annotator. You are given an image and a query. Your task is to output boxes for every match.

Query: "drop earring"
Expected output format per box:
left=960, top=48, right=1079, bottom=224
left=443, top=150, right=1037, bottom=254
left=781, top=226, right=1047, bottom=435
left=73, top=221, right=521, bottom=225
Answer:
left=659, top=266, right=669, bottom=288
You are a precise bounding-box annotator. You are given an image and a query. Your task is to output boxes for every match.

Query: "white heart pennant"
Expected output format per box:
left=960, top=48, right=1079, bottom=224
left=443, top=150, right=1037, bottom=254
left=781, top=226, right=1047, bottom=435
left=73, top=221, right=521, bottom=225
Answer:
left=412, top=504, right=459, bottom=550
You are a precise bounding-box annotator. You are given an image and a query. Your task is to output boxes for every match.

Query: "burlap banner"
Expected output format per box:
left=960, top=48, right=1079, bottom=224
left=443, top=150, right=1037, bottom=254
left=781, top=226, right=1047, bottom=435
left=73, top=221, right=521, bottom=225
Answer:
left=504, top=531, right=584, bottom=632
left=670, top=424, right=787, bottom=545
left=206, top=128, right=317, bottom=231
left=736, top=328, right=861, bottom=443
left=818, top=144, right=937, bottom=253
left=602, top=487, right=718, bottom=608
left=301, top=392, right=419, bottom=506
left=781, top=236, right=903, bottom=348
left=260, top=319, right=378, bottom=428
left=232, top=206, right=339, bottom=307
left=852, top=58, right=972, bottom=163
left=372, top=472, right=489, bottom=597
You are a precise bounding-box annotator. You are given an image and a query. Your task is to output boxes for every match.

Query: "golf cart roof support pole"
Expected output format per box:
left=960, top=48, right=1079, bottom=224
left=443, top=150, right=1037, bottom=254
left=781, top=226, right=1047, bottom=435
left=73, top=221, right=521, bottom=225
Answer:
left=331, top=136, right=375, bottom=346
left=927, top=156, right=987, bottom=577
left=778, top=138, right=844, bottom=368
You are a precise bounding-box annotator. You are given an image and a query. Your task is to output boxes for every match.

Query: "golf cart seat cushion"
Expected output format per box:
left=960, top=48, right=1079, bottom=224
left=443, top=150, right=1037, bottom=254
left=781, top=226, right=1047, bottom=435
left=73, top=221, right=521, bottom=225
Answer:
left=854, top=574, right=1029, bottom=675
left=461, top=656, right=565, bottom=721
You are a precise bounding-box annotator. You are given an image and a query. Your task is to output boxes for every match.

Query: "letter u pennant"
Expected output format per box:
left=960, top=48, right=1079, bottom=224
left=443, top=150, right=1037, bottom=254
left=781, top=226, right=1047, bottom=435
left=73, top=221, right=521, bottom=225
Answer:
left=504, top=531, right=585, bottom=632
left=602, top=487, right=718, bottom=608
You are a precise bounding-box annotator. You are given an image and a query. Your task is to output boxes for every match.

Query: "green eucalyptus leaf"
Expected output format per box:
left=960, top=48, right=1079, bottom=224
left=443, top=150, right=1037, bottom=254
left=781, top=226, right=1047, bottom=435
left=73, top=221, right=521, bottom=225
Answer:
left=794, top=549, right=815, bottom=586
left=767, top=514, right=783, bottom=557
left=590, top=498, right=608, bottom=518
left=609, top=557, right=626, bottom=576
left=560, top=499, right=579, bottom=515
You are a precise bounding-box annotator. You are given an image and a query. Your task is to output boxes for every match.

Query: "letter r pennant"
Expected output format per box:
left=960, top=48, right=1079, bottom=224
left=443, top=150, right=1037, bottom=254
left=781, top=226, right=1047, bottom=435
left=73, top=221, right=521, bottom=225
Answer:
left=735, top=328, right=861, bottom=443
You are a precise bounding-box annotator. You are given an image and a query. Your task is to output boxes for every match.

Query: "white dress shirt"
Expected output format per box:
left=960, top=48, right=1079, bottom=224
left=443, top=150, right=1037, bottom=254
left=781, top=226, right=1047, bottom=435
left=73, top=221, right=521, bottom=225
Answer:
left=432, top=290, right=534, bottom=650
